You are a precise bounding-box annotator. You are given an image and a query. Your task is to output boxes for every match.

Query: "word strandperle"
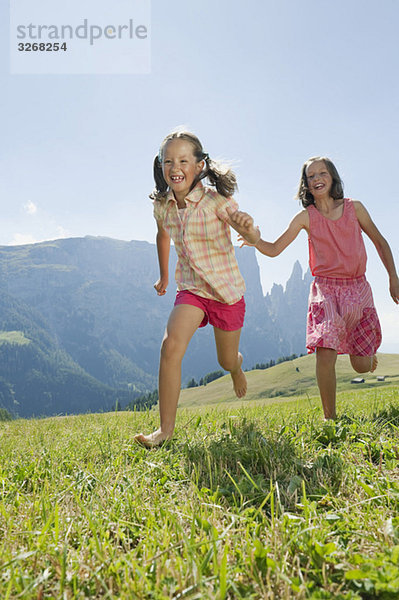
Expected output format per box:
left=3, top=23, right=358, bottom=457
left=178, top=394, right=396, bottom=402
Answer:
left=16, top=19, right=148, bottom=46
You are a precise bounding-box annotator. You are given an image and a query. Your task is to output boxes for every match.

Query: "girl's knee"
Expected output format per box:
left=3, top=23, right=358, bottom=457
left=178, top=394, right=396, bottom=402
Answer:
left=217, top=353, right=238, bottom=372
left=160, top=335, right=185, bottom=362
left=350, top=355, right=372, bottom=373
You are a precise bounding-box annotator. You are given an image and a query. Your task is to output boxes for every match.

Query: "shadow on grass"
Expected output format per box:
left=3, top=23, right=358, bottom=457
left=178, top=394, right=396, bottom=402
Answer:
left=180, top=418, right=344, bottom=513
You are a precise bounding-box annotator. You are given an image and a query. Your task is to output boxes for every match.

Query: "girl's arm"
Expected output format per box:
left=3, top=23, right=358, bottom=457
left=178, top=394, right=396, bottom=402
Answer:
left=354, top=201, right=399, bottom=304
left=228, top=209, right=309, bottom=257
left=154, top=221, right=171, bottom=296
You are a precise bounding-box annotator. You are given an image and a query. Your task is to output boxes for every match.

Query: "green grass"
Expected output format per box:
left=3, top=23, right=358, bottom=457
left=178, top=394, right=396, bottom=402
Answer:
left=1, top=387, right=399, bottom=599
left=179, top=353, right=399, bottom=408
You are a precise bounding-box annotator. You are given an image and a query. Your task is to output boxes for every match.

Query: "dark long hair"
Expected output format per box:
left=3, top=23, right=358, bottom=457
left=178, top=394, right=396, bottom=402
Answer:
left=150, top=130, right=237, bottom=201
left=296, top=156, right=344, bottom=207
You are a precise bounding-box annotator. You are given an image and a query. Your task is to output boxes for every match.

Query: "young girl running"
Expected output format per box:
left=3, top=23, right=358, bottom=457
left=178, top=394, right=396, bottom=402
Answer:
left=229, top=156, right=399, bottom=420
left=134, top=130, right=252, bottom=447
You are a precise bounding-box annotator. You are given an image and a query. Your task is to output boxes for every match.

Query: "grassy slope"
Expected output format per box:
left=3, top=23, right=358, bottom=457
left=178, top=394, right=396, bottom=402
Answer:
left=178, top=352, right=399, bottom=409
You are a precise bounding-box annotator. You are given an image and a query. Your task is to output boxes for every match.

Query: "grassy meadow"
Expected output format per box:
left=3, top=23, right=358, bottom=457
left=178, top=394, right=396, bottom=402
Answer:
left=1, top=384, right=399, bottom=598
left=179, top=353, right=399, bottom=408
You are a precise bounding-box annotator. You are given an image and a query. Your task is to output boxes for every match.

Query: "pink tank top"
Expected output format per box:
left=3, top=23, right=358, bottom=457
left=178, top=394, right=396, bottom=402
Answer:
left=307, top=199, right=367, bottom=278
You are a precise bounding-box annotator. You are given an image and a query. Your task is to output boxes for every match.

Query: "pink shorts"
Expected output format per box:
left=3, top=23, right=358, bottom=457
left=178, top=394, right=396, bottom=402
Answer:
left=306, top=275, right=382, bottom=356
left=174, top=290, right=245, bottom=331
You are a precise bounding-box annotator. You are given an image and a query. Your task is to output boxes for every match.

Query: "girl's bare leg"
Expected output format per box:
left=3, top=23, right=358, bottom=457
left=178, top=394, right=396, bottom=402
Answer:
left=350, top=354, right=378, bottom=373
left=213, top=327, right=247, bottom=398
left=134, top=304, right=204, bottom=447
left=316, top=347, right=337, bottom=420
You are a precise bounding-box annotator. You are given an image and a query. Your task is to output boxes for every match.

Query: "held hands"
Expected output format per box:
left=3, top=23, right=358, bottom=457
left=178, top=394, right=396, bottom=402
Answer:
left=154, top=277, right=168, bottom=296
left=237, top=233, right=259, bottom=248
left=226, top=207, right=261, bottom=247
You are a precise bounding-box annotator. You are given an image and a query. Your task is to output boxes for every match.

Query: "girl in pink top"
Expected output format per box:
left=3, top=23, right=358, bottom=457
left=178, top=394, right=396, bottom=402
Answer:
left=230, top=156, right=399, bottom=420
left=135, top=130, right=253, bottom=447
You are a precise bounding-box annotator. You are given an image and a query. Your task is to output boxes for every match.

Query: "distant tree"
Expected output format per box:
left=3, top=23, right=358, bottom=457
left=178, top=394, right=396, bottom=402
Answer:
left=202, top=370, right=225, bottom=385
left=253, top=354, right=301, bottom=370
left=186, top=378, right=198, bottom=388
left=253, top=359, right=276, bottom=370
left=125, top=389, right=158, bottom=411
left=0, top=408, right=13, bottom=421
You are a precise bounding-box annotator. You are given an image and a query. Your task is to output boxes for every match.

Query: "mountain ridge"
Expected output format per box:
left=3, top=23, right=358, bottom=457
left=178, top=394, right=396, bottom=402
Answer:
left=0, top=236, right=312, bottom=417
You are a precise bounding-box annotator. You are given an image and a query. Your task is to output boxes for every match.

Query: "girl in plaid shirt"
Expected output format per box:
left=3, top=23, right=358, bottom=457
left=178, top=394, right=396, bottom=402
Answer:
left=230, top=156, right=399, bottom=421
left=134, top=130, right=254, bottom=447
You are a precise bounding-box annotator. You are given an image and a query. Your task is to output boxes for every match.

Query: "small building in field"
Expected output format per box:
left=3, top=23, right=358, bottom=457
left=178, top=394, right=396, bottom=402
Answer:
left=377, top=376, right=385, bottom=381
left=351, top=377, right=365, bottom=384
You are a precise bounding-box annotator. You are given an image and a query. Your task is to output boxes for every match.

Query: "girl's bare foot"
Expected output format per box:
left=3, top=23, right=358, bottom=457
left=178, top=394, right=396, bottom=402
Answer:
left=230, top=353, right=247, bottom=398
left=134, top=428, right=171, bottom=448
left=370, top=354, right=378, bottom=373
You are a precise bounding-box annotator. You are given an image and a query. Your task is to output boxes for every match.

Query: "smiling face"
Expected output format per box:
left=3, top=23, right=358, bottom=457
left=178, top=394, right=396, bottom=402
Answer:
left=306, top=160, right=333, bottom=199
left=161, top=138, right=204, bottom=202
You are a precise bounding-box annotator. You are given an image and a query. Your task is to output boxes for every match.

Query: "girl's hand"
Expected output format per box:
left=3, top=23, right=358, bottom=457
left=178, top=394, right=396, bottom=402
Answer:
left=237, top=230, right=260, bottom=248
left=390, top=275, right=399, bottom=304
left=227, top=207, right=254, bottom=228
left=154, top=277, right=168, bottom=296
left=226, top=207, right=261, bottom=245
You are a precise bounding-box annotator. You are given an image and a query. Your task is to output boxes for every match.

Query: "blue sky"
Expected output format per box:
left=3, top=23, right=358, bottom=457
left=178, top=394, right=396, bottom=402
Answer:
left=1, top=0, right=398, bottom=351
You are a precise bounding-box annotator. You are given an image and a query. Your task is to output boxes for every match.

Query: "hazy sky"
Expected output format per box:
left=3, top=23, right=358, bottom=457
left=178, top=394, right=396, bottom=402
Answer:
left=1, top=0, right=398, bottom=351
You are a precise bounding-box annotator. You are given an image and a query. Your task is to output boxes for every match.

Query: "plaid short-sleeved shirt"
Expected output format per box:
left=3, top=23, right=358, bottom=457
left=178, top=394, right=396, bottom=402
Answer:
left=153, top=183, right=245, bottom=305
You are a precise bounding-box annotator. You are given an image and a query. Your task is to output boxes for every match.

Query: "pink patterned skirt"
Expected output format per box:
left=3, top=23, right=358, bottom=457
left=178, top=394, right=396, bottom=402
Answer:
left=306, top=275, right=382, bottom=356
